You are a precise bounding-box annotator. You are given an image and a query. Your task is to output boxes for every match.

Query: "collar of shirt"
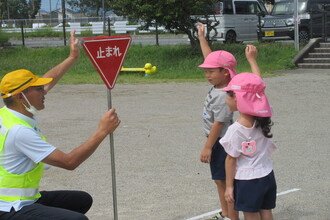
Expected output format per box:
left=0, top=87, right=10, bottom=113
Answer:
left=6, top=107, right=37, bottom=130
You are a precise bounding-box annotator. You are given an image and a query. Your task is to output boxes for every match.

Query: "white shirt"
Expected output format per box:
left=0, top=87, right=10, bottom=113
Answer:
left=0, top=107, right=56, bottom=212
left=220, top=121, right=277, bottom=180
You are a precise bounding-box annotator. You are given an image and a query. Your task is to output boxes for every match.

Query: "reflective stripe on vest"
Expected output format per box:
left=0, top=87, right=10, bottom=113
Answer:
left=0, top=107, right=45, bottom=201
left=0, top=188, right=39, bottom=197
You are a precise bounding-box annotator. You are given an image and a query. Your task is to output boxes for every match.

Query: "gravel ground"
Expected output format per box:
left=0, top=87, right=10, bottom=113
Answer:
left=1, top=68, right=330, bottom=220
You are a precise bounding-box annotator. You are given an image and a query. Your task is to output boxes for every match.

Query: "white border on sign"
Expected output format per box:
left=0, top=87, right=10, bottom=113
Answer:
left=82, top=36, right=132, bottom=89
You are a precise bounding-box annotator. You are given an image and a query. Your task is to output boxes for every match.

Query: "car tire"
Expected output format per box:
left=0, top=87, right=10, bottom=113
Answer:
left=299, top=30, right=310, bottom=43
left=224, top=31, right=237, bottom=44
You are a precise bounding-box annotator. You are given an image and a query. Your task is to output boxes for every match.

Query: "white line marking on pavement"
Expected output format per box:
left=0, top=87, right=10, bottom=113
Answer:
left=185, top=209, right=222, bottom=220
left=276, top=188, right=301, bottom=196
left=185, top=188, right=301, bottom=220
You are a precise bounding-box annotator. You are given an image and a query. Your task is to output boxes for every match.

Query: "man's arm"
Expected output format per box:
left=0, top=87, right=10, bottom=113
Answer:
left=43, top=29, right=80, bottom=92
left=200, top=121, right=223, bottom=163
left=245, top=44, right=262, bottom=77
left=42, top=108, right=120, bottom=170
left=198, top=23, right=212, bottom=58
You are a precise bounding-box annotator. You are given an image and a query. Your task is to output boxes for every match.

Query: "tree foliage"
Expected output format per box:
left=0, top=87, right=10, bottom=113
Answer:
left=0, top=0, right=41, bottom=19
left=67, top=0, right=111, bottom=16
left=28, top=0, right=41, bottom=18
left=109, top=0, right=219, bottom=49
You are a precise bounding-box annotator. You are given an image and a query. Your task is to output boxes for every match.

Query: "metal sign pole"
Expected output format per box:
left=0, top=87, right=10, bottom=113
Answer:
left=82, top=35, right=131, bottom=220
left=107, top=89, right=118, bottom=220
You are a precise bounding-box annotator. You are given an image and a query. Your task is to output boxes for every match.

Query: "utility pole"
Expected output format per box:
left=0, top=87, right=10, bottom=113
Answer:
left=49, top=0, right=52, bottom=24
left=7, top=0, right=10, bottom=20
left=102, top=0, right=106, bottom=34
left=294, top=0, right=299, bottom=51
left=62, top=0, right=66, bottom=46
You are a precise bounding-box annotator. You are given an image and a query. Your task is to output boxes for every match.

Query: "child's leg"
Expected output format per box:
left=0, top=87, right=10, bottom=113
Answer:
left=211, top=141, right=233, bottom=218
left=215, top=180, right=228, bottom=216
left=260, top=209, right=273, bottom=220
left=243, top=211, right=261, bottom=220
left=215, top=180, right=239, bottom=220
left=227, top=200, right=239, bottom=220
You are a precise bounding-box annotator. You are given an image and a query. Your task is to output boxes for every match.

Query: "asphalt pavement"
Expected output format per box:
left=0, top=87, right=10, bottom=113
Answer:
left=1, top=68, right=329, bottom=220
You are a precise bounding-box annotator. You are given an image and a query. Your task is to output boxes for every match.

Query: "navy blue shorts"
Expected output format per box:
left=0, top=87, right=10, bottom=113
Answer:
left=234, top=171, right=277, bottom=212
left=209, top=138, right=227, bottom=180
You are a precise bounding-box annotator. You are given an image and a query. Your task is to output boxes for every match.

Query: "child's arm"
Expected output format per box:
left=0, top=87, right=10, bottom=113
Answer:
left=200, top=121, right=223, bottom=163
left=245, top=44, right=262, bottom=78
left=225, top=155, right=237, bottom=203
left=198, top=23, right=212, bottom=58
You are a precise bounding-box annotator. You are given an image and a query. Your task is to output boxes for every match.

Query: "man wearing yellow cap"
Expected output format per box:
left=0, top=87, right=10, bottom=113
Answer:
left=0, top=31, right=121, bottom=220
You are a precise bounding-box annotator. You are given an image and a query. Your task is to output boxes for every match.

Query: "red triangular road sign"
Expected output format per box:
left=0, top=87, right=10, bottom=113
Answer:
left=82, top=35, right=132, bottom=90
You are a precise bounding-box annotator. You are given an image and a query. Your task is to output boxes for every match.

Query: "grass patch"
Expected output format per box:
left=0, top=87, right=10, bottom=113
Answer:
left=0, top=42, right=297, bottom=84
left=0, top=30, right=9, bottom=43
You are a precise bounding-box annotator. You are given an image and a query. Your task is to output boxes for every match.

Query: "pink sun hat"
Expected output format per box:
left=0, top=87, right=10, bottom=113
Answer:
left=222, top=72, right=272, bottom=117
left=198, top=50, right=237, bottom=78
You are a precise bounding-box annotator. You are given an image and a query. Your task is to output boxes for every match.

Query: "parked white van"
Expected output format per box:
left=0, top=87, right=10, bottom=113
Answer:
left=196, top=0, right=268, bottom=43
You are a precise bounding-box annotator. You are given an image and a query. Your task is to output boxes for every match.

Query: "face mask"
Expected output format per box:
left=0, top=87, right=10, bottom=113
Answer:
left=21, top=93, right=38, bottom=116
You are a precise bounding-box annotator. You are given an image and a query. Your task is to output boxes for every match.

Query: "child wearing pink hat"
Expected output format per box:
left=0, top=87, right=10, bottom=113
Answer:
left=220, top=73, right=277, bottom=220
left=197, top=23, right=261, bottom=220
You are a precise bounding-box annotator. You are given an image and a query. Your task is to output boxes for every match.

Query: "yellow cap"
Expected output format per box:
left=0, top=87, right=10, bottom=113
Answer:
left=0, top=69, right=53, bottom=98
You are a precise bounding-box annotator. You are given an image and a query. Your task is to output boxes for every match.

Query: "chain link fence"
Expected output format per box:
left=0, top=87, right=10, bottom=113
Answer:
left=0, top=16, right=171, bottom=47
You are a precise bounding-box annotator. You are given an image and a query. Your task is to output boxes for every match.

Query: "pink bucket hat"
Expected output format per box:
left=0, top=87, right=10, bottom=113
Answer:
left=222, top=72, right=272, bottom=117
left=198, top=50, right=237, bottom=78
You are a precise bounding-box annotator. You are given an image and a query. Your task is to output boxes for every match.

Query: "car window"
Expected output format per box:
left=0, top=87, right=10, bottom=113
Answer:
left=213, top=0, right=234, bottom=14
left=223, top=0, right=234, bottom=14
left=310, top=2, right=330, bottom=12
left=235, top=1, right=262, bottom=14
left=271, top=0, right=307, bottom=15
